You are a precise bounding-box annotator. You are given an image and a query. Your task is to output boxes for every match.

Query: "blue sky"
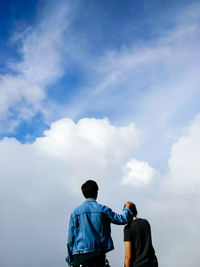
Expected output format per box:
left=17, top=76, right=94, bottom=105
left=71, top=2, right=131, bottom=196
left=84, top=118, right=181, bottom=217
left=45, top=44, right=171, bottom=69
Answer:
left=1, top=1, right=200, bottom=267
left=1, top=0, right=199, bottom=167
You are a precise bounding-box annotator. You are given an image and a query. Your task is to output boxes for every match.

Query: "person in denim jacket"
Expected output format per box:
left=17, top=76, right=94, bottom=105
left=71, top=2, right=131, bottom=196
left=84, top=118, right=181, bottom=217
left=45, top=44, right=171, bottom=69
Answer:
left=66, top=180, right=133, bottom=267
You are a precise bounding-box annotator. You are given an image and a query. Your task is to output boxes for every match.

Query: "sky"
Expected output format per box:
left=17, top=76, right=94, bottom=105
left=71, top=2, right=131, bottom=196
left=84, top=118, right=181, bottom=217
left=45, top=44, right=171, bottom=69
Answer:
left=0, top=0, right=200, bottom=266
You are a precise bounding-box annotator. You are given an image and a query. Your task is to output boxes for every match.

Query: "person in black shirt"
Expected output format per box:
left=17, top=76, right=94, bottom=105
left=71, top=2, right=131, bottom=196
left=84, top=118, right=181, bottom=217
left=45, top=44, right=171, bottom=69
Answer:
left=124, top=203, right=158, bottom=267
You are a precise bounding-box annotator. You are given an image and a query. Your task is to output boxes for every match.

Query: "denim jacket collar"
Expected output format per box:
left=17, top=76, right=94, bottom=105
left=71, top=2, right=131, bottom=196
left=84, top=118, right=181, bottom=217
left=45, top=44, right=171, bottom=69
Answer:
left=84, top=198, right=97, bottom=203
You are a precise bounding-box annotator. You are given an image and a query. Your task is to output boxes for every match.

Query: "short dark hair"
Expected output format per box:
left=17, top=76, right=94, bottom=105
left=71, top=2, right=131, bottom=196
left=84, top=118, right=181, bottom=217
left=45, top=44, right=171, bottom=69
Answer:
left=81, top=180, right=99, bottom=198
left=129, top=203, right=138, bottom=216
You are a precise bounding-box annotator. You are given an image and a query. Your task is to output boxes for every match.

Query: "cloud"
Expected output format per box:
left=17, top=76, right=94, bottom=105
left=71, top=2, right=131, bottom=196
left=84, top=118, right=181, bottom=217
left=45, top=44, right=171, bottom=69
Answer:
left=1, top=114, right=200, bottom=267
left=72, top=5, right=200, bottom=111
left=0, top=117, right=141, bottom=267
left=166, top=114, right=200, bottom=194
left=143, top=114, right=200, bottom=267
left=14, top=2, right=69, bottom=87
left=0, top=1, right=70, bottom=133
left=1, top=2, right=200, bottom=267
left=121, top=159, right=157, bottom=187
left=63, top=3, right=200, bottom=166
left=34, top=117, right=140, bottom=193
left=35, top=117, right=139, bottom=160
left=1, top=1, right=200, bottom=145
left=0, top=75, right=44, bottom=113
left=102, top=113, right=200, bottom=267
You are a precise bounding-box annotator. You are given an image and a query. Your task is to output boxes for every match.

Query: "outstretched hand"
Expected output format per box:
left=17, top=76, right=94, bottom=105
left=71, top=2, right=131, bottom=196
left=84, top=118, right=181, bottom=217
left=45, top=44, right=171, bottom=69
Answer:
left=124, top=201, right=134, bottom=208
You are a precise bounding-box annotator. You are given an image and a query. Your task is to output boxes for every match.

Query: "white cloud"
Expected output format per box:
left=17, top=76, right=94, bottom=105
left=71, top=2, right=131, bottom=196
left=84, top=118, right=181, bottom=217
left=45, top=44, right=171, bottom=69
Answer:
left=0, top=75, right=44, bottom=114
left=1, top=2, right=200, bottom=267
left=0, top=117, right=140, bottom=267
left=35, top=117, right=139, bottom=163
left=103, top=113, right=200, bottom=267
left=1, top=1, right=200, bottom=143
left=121, top=159, right=157, bottom=187
left=65, top=4, right=200, bottom=166
left=14, top=3, right=69, bottom=87
left=0, top=1, right=70, bottom=132
left=1, top=115, right=200, bottom=267
left=33, top=117, right=140, bottom=193
left=76, top=8, right=200, bottom=112
left=143, top=114, right=200, bottom=267
left=166, top=114, right=200, bottom=194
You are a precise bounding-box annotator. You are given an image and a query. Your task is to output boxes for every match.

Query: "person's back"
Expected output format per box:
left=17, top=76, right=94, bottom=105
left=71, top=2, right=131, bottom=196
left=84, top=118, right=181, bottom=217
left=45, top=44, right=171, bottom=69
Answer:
left=124, top=204, right=158, bottom=267
left=70, top=198, right=120, bottom=255
left=66, top=180, right=133, bottom=267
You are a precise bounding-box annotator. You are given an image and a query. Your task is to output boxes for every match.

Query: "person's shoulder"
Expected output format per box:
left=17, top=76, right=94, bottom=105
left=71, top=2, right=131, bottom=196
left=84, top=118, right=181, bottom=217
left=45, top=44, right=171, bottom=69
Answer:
left=72, top=202, right=86, bottom=214
left=73, top=200, right=103, bottom=214
left=136, top=218, right=149, bottom=222
left=124, top=221, right=132, bottom=231
left=88, top=200, right=104, bottom=212
left=137, top=218, right=151, bottom=228
left=98, top=202, right=111, bottom=211
left=140, top=218, right=150, bottom=224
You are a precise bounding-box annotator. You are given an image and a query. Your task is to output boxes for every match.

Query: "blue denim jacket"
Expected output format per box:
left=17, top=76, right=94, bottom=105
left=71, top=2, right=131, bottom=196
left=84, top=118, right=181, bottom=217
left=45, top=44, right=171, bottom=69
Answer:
left=66, top=198, right=133, bottom=266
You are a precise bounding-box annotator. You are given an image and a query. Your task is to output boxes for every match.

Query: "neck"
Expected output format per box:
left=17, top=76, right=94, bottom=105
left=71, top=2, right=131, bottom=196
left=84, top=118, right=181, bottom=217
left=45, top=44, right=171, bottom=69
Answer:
left=133, top=216, right=137, bottom=220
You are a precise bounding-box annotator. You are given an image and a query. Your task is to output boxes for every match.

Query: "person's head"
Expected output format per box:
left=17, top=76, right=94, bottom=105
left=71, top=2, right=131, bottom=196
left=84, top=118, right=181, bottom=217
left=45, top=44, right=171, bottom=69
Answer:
left=129, top=203, right=138, bottom=217
left=81, top=180, right=99, bottom=199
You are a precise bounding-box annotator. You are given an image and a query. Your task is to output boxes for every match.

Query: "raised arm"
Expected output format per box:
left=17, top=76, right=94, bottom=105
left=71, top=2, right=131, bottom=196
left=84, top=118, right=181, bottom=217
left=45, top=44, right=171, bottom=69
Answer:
left=102, top=201, right=133, bottom=225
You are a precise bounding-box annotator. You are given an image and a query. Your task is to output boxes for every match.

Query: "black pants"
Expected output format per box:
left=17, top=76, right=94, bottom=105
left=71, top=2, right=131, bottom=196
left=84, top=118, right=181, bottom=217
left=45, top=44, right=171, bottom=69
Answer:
left=73, top=254, right=106, bottom=267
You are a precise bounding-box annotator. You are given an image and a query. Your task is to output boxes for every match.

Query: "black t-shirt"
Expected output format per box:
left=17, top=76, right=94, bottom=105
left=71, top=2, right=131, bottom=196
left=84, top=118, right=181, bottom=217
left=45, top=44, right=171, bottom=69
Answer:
left=124, top=218, right=157, bottom=267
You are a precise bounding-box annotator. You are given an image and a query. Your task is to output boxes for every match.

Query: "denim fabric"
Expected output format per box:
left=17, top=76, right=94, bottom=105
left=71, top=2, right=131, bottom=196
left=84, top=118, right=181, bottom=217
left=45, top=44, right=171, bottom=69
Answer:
left=66, top=198, right=133, bottom=266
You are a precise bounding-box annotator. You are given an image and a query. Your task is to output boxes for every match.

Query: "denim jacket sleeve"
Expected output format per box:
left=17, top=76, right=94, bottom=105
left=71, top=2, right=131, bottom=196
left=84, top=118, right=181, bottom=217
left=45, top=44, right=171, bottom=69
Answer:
left=102, top=206, right=133, bottom=225
left=66, top=214, right=75, bottom=266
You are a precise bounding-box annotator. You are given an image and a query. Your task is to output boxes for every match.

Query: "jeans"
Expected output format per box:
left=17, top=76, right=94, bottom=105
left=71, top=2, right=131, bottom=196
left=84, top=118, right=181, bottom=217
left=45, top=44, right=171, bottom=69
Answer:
left=73, top=255, right=109, bottom=267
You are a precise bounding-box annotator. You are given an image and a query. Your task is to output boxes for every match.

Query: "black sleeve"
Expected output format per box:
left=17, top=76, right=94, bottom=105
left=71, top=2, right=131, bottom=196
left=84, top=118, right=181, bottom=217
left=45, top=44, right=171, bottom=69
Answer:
left=124, top=225, right=132, bottom=241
